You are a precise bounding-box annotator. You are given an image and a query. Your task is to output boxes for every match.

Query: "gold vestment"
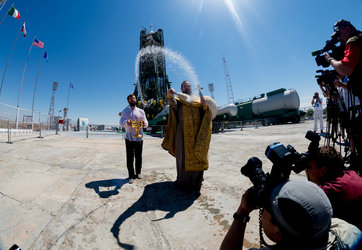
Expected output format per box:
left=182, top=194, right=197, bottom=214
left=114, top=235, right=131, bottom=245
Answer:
left=162, top=97, right=212, bottom=171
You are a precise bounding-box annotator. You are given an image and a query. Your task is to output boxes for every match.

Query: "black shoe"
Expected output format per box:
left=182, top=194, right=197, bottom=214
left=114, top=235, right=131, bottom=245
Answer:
left=136, top=174, right=142, bottom=179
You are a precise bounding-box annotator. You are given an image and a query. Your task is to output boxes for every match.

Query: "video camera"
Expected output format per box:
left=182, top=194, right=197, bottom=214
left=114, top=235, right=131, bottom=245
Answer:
left=240, top=131, right=320, bottom=209
left=311, top=34, right=344, bottom=67
left=315, top=69, right=339, bottom=87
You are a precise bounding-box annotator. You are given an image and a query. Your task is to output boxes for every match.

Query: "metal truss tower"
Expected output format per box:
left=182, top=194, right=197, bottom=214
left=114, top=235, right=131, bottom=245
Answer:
left=48, top=82, right=58, bottom=126
left=222, top=57, right=235, bottom=104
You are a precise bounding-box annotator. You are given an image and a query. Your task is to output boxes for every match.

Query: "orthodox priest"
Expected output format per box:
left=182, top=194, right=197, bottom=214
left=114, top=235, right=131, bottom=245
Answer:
left=162, top=80, right=212, bottom=193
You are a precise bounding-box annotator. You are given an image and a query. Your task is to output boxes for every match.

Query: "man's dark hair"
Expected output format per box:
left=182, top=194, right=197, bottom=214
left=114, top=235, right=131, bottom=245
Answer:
left=314, top=146, right=344, bottom=180
left=127, top=94, right=136, bottom=101
left=181, top=80, right=190, bottom=88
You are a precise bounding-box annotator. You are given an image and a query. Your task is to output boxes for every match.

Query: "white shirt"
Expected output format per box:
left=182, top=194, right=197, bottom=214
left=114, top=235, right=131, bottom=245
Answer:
left=313, top=97, right=323, bottom=111
left=120, top=106, right=148, bottom=141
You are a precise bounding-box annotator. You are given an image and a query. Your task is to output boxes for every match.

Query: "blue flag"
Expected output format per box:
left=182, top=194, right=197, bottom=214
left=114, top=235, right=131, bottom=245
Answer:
left=43, top=51, right=48, bottom=61
left=70, top=83, right=74, bottom=89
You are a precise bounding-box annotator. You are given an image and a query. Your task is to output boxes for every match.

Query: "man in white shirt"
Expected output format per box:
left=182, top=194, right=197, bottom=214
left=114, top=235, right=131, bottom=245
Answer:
left=311, top=92, right=324, bottom=133
left=120, top=94, right=148, bottom=183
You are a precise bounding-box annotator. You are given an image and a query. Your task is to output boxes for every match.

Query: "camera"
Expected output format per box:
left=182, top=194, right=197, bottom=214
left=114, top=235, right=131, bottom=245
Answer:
left=240, top=131, right=320, bottom=209
left=315, top=69, right=339, bottom=87
left=312, top=35, right=344, bottom=67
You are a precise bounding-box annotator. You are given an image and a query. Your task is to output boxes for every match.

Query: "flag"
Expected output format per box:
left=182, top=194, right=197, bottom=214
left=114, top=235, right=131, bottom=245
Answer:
left=21, top=23, right=26, bottom=37
left=43, top=51, right=48, bottom=61
left=8, top=6, right=20, bottom=20
left=33, top=38, right=44, bottom=48
left=70, top=83, right=74, bottom=89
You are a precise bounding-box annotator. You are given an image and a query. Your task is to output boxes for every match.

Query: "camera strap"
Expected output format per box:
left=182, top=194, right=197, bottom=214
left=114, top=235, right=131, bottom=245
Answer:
left=327, top=230, right=350, bottom=250
left=314, top=97, right=322, bottom=108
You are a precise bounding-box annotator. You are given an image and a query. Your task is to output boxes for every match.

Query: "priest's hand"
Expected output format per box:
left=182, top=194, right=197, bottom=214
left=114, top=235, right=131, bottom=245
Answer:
left=201, top=96, right=207, bottom=110
left=167, top=88, right=175, bottom=99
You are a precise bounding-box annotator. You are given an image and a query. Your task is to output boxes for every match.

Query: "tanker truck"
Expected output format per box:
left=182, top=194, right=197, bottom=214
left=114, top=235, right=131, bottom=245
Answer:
left=214, top=88, right=304, bottom=126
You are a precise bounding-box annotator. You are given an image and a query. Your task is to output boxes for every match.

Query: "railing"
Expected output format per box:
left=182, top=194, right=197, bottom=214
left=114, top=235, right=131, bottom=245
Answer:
left=0, top=102, right=60, bottom=143
left=76, top=125, right=167, bottom=139
left=212, top=120, right=263, bottom=133
left=84, top=125, right=123, bottom=139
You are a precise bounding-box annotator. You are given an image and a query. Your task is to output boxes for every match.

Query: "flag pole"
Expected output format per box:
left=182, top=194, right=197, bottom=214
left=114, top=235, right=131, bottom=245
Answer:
left=31, top=47, right=46, bottom=129
left=0, top=2, right=12, bottom=26
left=0, top=22, right=23, bottom=95
left=0, top=0, right=8, bottom=12
left=16, top=36, right=35, bottom=130
left=67, top=83, right=71, bottom=109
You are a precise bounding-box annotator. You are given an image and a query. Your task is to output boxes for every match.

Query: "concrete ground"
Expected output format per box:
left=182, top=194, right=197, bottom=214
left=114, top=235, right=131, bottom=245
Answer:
left=0, top=120, right=318, bottom=250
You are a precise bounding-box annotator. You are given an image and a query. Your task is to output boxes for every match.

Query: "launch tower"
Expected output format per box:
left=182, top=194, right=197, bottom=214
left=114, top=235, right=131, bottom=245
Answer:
left=136, top=23, right=170, bottom=120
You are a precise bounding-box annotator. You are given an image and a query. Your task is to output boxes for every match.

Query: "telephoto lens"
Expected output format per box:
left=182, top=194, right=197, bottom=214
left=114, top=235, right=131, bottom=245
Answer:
left=241, top=157, right=267, bottom=208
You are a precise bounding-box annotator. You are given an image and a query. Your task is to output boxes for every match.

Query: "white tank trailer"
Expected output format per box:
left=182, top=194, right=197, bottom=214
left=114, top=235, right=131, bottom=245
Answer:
left=252, top=88, right=300, bottom=115
left=215, top=88, right=304, bottom=125
left=216, top=103, right=238, bottom=117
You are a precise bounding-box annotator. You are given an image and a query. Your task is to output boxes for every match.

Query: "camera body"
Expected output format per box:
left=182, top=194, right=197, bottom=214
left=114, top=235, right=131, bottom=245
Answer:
left=240, top=131, right=320, bottom=209
left=312, top=35, right=344, bottom=67
left=315, top=69, right=339, bottom=88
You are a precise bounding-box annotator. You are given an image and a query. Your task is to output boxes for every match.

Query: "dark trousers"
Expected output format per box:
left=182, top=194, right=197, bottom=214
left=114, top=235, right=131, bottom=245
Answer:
left=125, top=139, right=143, bottom=179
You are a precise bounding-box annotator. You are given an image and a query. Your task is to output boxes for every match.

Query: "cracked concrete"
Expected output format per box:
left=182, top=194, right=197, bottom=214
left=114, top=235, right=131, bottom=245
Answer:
left=0, top=120, right=315, bottom=249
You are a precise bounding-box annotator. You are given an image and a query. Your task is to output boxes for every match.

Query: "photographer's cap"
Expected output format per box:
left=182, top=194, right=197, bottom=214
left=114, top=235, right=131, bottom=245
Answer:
left=269, top=180, right=332, bottom=243
left=332, top=19, right=352, bottom=37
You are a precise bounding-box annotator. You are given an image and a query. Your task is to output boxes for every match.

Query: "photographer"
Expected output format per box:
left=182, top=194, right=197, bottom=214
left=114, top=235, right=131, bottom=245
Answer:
left=306, top=146, right=362, bottom=231
left=311, top=92, right=324, bottom=133
left=324, top=20, right=361, bottom=101
left=322, top=20, right=362, bottom=169
left=220, top=180, right=362, bottom=250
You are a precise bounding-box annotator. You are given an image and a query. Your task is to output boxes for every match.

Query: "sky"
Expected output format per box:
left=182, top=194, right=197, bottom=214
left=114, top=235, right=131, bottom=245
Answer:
left=0, top=0, right=361, bottom=125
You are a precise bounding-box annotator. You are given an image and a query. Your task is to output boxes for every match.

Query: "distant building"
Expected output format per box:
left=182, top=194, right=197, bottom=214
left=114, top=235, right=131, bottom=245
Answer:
left=77, top=118, right=88, bottom=131
left=97, top=125, right=105, bottom=131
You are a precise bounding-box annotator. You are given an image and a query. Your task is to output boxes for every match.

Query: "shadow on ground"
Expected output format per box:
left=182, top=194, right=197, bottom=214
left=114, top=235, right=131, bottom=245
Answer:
left=110, top=181, right=199, bottom=249
left=85, top=178, right=129, bottom=198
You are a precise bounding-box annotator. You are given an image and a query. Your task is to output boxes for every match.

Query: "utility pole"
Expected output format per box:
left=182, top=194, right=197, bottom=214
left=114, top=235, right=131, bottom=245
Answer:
left=222, top=57, right=235, bottom=104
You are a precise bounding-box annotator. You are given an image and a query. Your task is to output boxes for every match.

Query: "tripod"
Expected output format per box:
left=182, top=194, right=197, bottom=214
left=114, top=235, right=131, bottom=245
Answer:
left=324, top=86, right=350, bottom=157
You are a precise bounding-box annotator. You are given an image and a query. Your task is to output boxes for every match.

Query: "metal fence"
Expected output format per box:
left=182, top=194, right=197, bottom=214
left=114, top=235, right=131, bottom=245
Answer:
left=0, top=102, right=60, bottom=143
left=212, top=120, right=262, bottom=132
left=2, top=100, right=308, bottom=143
left=77, top=124, right=167, bottom=139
